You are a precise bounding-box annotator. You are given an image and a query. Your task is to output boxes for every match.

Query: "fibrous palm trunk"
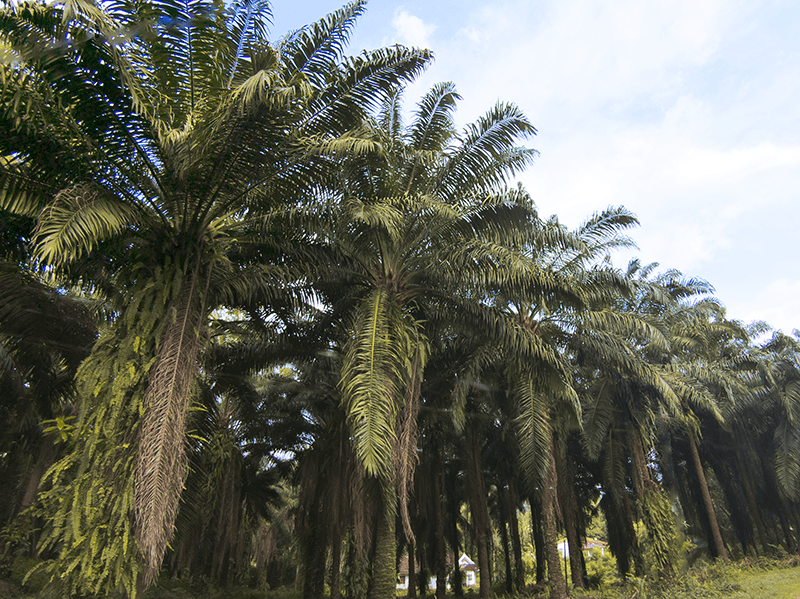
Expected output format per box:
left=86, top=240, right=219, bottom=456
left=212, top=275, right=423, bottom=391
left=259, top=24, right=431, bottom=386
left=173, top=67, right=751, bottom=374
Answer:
left=465, top=426, right=492, bottom=599
left=542, top=447, right=567, bottom=599
left=330, top=532, right=342, bottom=599
left=506, top=483, right=525, bottom=593
left=407, top=543, right=417, bottom=599
left=369, top=500, right=396, bottom=599
left=686, top=428, right=729, bottom=562
left=530, top=495, right=546, bottom=584
left=556, top=447, right=585, bottom=588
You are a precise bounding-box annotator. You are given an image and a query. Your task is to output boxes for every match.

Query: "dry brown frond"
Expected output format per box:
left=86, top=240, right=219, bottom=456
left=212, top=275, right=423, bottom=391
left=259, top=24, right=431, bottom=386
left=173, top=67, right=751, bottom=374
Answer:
left=134, top=268, right=205, bottom=587
left=395, top=345, right=422, bottom=543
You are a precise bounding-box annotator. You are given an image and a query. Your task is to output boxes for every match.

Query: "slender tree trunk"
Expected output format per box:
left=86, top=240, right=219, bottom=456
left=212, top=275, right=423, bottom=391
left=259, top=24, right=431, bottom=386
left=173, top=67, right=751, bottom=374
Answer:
left=621, top=484, right=644, bottom=577
left=465, top=427, right=492, bottom=599
left=330, top=532, right=342, bottom=599
left=499, top=495, right=513, bottom=595
left=543, top=447, right=568, bottom=599
left=452, top=547, right=464, bottom=598
left=736, top=451, right=770, bottom=555
left=21, top=434, right=56, bottom=510
left=778, top=494, right=797, bottom=552
left=407, top=543, right=417, bottom=599
left=369, top=502, right=396, bottom=599
left=434, top=467, right=447, bottom=599
left=302, top=520, right=328, bottom=599
left=530, top=495, right=546, bottom=584
left=628, top=423, right=651, bottom=497
left=506, top=482, right=525, bottom=592
left=556, top=447, right=585, bottom=589
left=686, top=428, right=729, bottom=562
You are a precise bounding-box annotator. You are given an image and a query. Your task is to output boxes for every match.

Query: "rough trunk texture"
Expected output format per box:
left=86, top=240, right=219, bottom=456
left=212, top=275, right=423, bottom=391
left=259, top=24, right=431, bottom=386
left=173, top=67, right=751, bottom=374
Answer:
left=778, top=494, right=797, bottom=552
left=369, top=505, right=396, bottom=599
left=21, top=434, right=56, bottom=510
left=302, top=519, right=328, bottom=599
left=434, top=468, right=447, bottom=599
left=329, top=533, right=342, bottom=599
left=543, top=448, right=568, bottom=599
left=621, top=482, right=644, bottom=576
left=407, top=543, right=417, bottom=599
left=499, top=498, right=513, bottom=595
left=556, top=447, right=585, bottom=589
left=452, top=548, right=464, bottom=598
left=506, top=483, right=525, bottom=593
left=530, top=496, right=546, bottom=584
left=686, top=428, right=729, bottom=562
left=465, top=427, right=492, bottom=599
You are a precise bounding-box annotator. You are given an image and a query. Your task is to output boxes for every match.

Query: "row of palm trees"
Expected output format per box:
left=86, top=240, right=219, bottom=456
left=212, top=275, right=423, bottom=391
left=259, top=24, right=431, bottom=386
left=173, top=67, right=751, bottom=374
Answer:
left=1, top=1, right=799, bottom=599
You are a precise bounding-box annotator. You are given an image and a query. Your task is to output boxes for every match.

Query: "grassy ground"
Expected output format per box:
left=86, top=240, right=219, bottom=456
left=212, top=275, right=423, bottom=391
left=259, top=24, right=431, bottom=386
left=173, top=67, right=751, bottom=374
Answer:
left=2, top=557, right=800, bottom=598
left=734, top=565, right=800, bottom=599
left=570, top=557, right=800, bottom=599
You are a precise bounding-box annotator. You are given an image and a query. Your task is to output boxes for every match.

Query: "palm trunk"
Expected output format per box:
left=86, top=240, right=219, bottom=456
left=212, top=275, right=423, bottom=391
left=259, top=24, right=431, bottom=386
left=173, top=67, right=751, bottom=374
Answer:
left=330, top=532, right=342, bottom=599
left=434, top=466, right=447, bottom=599
left=621, top=482, right=644, bottom=577
left=499, top=496, right=513, bottom=595
left=369, top=501, right=396, bottom=599
left=778, top=494, right=797, bottom=552
left=21, top=434, right=56, bottom=511
left=530, top=495, right=546, bottom=584
left=686, top=428, right=729, bottom=562
left=452, top=547, right=464, bottom=598
left=543, top=447, right=568, bottom=599
left=407, top=543, right=417, bottom=599
left=465, top=426, right=492, bottom=599
left=556, top=447, right=585, bottom=589
left=506, top=483, right=525, bottom=592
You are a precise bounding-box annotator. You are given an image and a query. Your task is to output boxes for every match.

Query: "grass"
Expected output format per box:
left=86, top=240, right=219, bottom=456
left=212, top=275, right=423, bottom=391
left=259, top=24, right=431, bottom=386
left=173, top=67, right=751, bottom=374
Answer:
left=2, top=556, right=800, bottom=598
left=570, top=556, right=800, bottom=599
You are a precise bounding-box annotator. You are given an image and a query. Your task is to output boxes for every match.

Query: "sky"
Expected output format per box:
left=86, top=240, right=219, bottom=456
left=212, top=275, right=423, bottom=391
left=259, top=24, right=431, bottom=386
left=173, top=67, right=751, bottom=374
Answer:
left=270, top=0, right=800, bottom=334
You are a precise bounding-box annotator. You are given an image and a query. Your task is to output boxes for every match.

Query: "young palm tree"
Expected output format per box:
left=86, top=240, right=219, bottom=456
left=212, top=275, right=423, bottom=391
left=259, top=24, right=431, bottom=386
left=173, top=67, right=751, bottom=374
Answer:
left=0, top=0, right=430, bottom=594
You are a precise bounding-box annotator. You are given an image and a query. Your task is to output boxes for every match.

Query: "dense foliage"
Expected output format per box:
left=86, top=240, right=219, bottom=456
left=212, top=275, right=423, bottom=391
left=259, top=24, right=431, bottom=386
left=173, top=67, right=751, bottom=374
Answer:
left=1, top=1, right=799, bottom=598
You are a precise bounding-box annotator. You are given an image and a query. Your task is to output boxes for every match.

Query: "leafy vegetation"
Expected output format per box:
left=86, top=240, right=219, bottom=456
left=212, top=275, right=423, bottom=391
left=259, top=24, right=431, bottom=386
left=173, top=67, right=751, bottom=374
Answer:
left=2, top=1, right=800, bottom=599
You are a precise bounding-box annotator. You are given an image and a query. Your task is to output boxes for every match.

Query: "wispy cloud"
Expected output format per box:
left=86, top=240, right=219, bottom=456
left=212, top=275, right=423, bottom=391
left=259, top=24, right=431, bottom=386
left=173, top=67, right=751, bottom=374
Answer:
left=391, top=9, right=437, bottom=49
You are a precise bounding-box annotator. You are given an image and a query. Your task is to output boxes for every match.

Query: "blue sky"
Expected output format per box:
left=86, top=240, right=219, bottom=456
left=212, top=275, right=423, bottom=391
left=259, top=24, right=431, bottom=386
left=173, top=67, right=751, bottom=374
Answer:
left=271, top=1, right=800, bottom=334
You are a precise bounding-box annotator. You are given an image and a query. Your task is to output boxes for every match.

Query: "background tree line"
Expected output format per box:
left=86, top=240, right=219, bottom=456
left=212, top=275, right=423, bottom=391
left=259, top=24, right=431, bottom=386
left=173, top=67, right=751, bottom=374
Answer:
left=1, top=1, right=799, bottom=598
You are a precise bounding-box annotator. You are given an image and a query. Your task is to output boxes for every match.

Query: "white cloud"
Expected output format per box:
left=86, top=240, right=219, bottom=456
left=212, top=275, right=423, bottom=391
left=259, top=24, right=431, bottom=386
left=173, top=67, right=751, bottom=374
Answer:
left=735, top=278, right=800, bottom=333
left=391, top=9, right=437, bottom=49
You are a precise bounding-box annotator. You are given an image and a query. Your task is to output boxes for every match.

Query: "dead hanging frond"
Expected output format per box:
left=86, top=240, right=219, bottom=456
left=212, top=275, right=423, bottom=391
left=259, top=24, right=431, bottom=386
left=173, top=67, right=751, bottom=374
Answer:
left=134, top=263, right=206, bottom=588
left=395, top=342, right=422, bottom=544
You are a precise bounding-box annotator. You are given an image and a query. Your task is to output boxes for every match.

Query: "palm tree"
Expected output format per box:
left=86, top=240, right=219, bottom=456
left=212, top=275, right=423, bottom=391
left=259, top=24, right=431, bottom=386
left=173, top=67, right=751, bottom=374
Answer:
left=0, top=256, right=97, bottom=528
left=283, top=82, right=543, bottom=595
left=0, top=0, right=431, bottom=594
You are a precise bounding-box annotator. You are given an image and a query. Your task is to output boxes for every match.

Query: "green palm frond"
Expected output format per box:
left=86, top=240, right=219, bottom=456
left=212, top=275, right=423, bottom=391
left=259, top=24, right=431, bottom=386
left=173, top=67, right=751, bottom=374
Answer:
left=407, top=81, right=459, bottom=156
left=279, top=0, right=365, bottom=88
left=302, top=45, right=432, bottom=136
left=340, top=288, right=407, bottom=477
left=434, top=101, right=537, bottom=199
left=33, top=183, right=139, bottom=266
left=514, top=372, right=552, bottom=491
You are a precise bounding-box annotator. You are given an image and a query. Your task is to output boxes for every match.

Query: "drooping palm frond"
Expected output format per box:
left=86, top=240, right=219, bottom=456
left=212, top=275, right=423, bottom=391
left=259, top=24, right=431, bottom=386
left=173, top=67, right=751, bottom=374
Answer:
left=339, top=288, right=407, bottom=477
left=434, top=102, right=537, bottom=199
left=33, top=183, right=139, bottom=265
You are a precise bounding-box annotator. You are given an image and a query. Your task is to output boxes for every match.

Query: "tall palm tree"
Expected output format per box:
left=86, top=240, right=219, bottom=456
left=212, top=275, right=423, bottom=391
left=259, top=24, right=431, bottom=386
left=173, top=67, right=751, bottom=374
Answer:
left=259, top=81, right=550, bottom=597
left=0, top=0, right=430, bottom=594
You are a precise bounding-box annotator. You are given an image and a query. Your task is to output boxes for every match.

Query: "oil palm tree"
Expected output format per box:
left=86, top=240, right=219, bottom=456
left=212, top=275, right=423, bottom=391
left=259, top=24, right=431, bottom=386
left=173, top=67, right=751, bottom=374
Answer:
left=287, top=82, right=545, bottom=596
left=0, top=0, right=430, bottom=594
